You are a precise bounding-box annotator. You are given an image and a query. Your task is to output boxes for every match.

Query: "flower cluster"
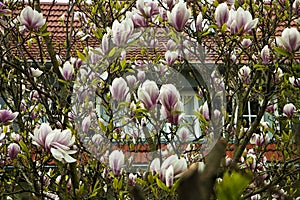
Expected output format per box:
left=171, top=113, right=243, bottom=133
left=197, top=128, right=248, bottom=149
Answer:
left=215, top=3, right=258, bottom=35
left=31, top=123, right=77, bottom=163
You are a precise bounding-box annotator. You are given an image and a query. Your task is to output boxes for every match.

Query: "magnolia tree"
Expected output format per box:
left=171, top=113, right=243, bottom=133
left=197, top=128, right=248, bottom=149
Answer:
left=0, top=0, right=300, bottom=199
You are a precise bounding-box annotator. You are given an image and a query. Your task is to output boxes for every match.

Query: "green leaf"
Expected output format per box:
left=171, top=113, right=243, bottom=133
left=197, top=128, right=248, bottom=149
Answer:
left=112, top=178, right=118, bottom=190
left=221, top=23, right=227, bottom=32
left=19, top=140, right=29, bottom=155
left=108, top=47, right=116, bottom=57
left=135, top=177, right=147, bottom=185
left=274, top=46, right=290, bottom=57
left=156, top=177, right=170, bottom=192
left=75, top=183, right=85, bottom=198
left=76, top=50, right=86, bottom=62
left=41, top=32, right=50, bottom=37
left=40, top=23, right=47, bottom=33
left=216, top=171, right=251, bottom=200
left=254, top=64, right=265, bottom=70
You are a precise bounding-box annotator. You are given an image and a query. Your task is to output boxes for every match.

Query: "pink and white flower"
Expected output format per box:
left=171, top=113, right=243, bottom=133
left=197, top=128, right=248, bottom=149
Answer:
left=289, top=76, right=300, bottom=88
left=45, top=129, right=77, bottom=163
left=226, top=7, right=258, bottom=34
left=111, top=18, right=134, bottom=46
left=110, top=77, right=129, bottom=101
left=195, top=12, right=203, bottom=32
left=165, top=50, right=178, bottom=66
left=167, top=2, right=191, bottom=32
left=136, top=0, right=159, bottom=18
left=165, top=165, right=174, bottom=187
left=0, top=110, right=19, bottom=123
left=138, top=80, right=159, bottom=110
left=109, top=150, right=125, bottom=176
left=215, top=3, right=229, bottom=27
left=8, top=143, right=20, bottom=159
left=32, top=123, right=52, bottom=147
left=261, top=45, right=270, bottom=64
left=241, top=38, right=252, bottom=47
left=276, top=27, right=300, bottom=52
left=59, top=61, right=74, bottom=81
left=238, top=65, right=251, bottom=84
left=160, top=155, right=187, bottom=180
left=19, top=6, right=46, bottom=30
left=283, top=103, right=296, bottom=118
left=200, top=101, right=210, bottom=121
left=29, top=68, right=43, bottom=77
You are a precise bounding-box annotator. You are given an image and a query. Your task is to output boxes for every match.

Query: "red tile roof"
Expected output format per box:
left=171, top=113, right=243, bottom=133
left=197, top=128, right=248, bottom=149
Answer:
left=11, top=2, right=300, bottom=63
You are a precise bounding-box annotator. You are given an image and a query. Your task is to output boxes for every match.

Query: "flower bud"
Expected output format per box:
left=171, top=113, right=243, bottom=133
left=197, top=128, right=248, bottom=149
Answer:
left=167, top=2, right=191, bottom=31
left=110, top=77, right=129, bottom=101
left=8, top=143, right=20, bottom=159
left=261, top=45, right=270, bottom=64
left=283, top=103, right=296, bottom=118
left=215, top=3, right=229, bottom=27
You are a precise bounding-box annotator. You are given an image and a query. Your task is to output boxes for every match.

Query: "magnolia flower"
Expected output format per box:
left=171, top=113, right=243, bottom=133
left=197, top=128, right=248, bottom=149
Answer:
left=251, top=194, right=261, bottom=200
left=92, top=134, right=103, bottom=144
left=159, top=7, right=168, bottom=21
left=214, top=109, right=221, bottom=120
left=82, top=116, right=91, bottom=132
left=238, top=65, right=251, bottom=84
left=110, top=77, right=129, bottom=101
left=111, top=18, right=134, bottom=46
left=150, top=158, right=160, bottom=174
left=177, top=127, right=190, bottom=142
left=226, top=7, right=258, bottom=35
left=250, top=133, right=269, bottom=146
left=137, top=70, right=146, bottom=82
left=11, top=133, right=21, bottom=142
left=163, top=0, right=176, bottom=10
left=230, top=53, right=236, bottom=64
left=276, top=27, right=300, bottom=52
left=165, top=165, right=174, bottom=187
left=101, top=33, right=110, bottom=55
left=266, top=105, right=275, bottom=113
left=109, top=150, right=125, bottom=176
left=159, top=84, right=180, bottom=111
left=129, top=173, right=137, bottom=186
left=138, top=80, right=159, bottom=110
left=289, top=76, right=300, bottom=88
left=165, top=39, right=177, bottom=51
left=8, top=143, right=20, bottom=159
left=215, top=3, right=229, bottom=27
left=196, top=12, right=203, bottom=32
left=283, top=103, right=296, bottom=118
left=161, top=101, right=183, bottom=125
left=126, top=75, right=137, bottom=88
left=165, top=51, right=178, bottom=65
left=167, top=2, right=191, bottom=31
left=0, top=2, right=12, bottom=16
left=200, top=101, right=210, bottom=121
left=241, top=38, right=252, bottom=47
left=45, top=129, right=77, bottom=163
left=0, top=110, right=19, bottom=123
left=261, top=45, right=270, bottom=64
left=29, top=68, right=43, bottom=77
left=293, top=0, right=300, bottom=14
left=160, top=155, right=187, bottom=180
left=136, top=0, right=159, bottom=18
left=19, top=6, right=46, bottom=30
left=59, top=61, right=74, bottom=81
left=32, top=123, right=52, bottom=147
left=88, top=47, right=103, bottom=65
left=131, top=10, right=148, bottom=27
